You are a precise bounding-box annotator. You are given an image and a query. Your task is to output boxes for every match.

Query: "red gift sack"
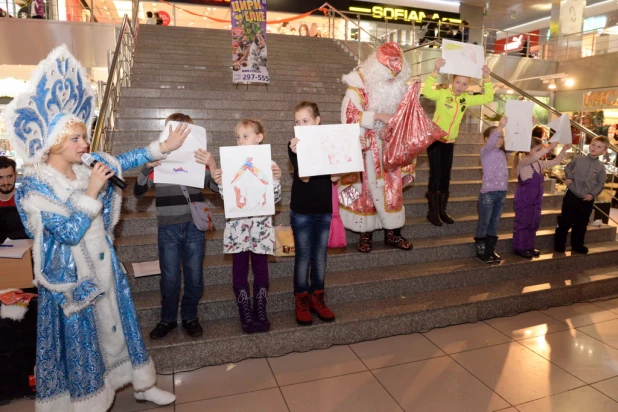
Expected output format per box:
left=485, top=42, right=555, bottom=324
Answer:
left=328, top=183, right=347, bottom=248
left=382, top=81, right=447, bottom=171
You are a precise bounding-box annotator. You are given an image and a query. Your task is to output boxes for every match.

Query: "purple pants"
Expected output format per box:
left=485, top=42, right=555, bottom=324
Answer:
left=512, top=167, right=544, bottom=251
left=232, top=251, right=269, bottom=290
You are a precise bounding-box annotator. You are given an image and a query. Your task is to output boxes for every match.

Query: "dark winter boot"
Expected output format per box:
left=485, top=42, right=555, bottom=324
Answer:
left=295, top=292, right=313, bottom=326
left=426, top=192, right=442, bottom=226
left=486, top=235, right=501, bottom=262
left=234, top=288, right=257, bottom=333
left=309, top=290, right=336, bottom=322
left=475, top=237, right=492, bottom=263
left=438, top=192, right=455, bottom=224
left=358, top=232, right=373, bottom=253
left=384, top=228, right=413, bottom=250
left=253, top=285, right=270, bottom=333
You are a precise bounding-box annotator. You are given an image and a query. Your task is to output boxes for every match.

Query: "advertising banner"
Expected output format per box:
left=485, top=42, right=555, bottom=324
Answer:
left=231, top=0, right=270, bottom=84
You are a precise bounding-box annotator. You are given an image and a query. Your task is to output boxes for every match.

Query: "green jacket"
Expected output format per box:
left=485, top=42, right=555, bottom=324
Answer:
left=422, top=74, right=494, bottom=143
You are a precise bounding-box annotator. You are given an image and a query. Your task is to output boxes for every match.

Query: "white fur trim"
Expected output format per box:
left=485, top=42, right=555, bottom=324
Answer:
left=34, top=358, right=156, bottom=412
left=74, top=194, right=103, bottom=217
left=1, top=303, right=28, bottom=320
left=97, top=153, right=123, bottom=232
left=147, top=140, right=166, bottom=161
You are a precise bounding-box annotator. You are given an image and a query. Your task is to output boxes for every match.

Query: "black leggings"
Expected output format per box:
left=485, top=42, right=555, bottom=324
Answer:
left=427, top=140, right=454, bottom=192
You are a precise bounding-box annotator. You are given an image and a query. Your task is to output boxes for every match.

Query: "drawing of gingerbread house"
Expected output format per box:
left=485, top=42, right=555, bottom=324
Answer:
left=231, top=157, right=270, bottom=210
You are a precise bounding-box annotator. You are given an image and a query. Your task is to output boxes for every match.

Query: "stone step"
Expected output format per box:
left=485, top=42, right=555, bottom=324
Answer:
left=116, top=98, right=343, bottom=112
left=128, top=82, right=347, bottom=94
left=130, top=75, right=345, bottom=88
left=132, top=240, right=618, bottom=330
left=120, top=88, right=346, bottom=103
left=115, top=108, right=341, bottom=122
left=132, top=63, right=354, bottom=76
left=132, top=54, right=355, bottom=69
left=139, top=242, right=618, bottom=372
left=116, top=206, right=561, bottom=257
left=115, top=179, right=555, bottom=236
left=118, top=214, right=581, bottom=287
left=134, top=48, right=354, bottom=61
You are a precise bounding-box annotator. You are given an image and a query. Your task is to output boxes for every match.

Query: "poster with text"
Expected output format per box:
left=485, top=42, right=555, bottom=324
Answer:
left=231, top=0, right=270, bottom=84
left=504, top=100, right=535, bottom=152
left=440, top=40, right=485, bottom=79
left=294, top=123, right=364, bottom=177
left=154, top=121, right=207, bottom=188
left=220, top=144, right=275, bottom=219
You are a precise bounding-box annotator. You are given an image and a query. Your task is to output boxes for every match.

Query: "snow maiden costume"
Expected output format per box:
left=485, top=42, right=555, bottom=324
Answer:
left=339, top=42, right=415, bottom=252
left=4, top=46, right=169, bottom=412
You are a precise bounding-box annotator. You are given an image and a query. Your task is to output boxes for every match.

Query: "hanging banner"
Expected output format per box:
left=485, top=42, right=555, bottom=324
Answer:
left=231, top=0, right=270, bottom=84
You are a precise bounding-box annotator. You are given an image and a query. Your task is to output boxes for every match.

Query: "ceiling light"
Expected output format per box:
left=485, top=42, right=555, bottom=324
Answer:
left=565, top=78, right=575, bottom=87
left=506, top=89, right=514, bottom=94
left=189, top=22, right=193, bottom=25
left=548, top=81, right=556, bottom=90
left=103, top=6, right=107, bottom=9
left=106, top=12, right=110, bottom=15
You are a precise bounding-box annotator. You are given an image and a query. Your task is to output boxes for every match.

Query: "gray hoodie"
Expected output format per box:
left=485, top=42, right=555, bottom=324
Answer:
left=564, top=155, right=606, bottom=198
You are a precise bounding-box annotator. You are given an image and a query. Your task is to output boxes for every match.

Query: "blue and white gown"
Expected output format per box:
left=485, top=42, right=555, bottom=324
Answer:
left=15, top=141, right=164, bottom=412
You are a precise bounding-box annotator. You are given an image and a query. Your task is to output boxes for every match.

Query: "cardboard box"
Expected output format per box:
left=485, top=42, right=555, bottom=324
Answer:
left=0, top=249, right=34, bottom=289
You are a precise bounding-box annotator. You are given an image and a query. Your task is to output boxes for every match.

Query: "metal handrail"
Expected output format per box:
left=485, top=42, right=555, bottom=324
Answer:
left=91, top=14, right=135, bottom=152
left=321, top=2, right=382, bottom=45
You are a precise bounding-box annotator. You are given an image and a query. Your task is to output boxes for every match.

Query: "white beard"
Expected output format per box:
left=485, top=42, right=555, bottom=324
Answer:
left=360, top=55, right=411, bottom=115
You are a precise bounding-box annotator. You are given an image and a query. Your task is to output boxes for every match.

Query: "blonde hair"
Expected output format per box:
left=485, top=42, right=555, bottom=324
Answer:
left=235, top=119, right=265, bottom=143
left=511, top=137, right=543, bottom=178
left=48, top=122, right=87, bottom=156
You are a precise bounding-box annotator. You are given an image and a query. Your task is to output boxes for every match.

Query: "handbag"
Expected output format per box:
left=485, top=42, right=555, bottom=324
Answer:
left=382, top=81, right=447, bottom=171
left=328, top=183, right=347, bottom=248
left=180, top=186, right=214, bottom=231
left=274, top=226, right=295, bottom=257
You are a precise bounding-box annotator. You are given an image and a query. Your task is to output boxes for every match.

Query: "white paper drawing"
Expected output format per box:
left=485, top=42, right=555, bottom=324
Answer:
left=440, top=40, right=485, bottom=79
left=548, top=114, right=573, bottom=144
left=132, top=260, right=161, bottom=277
left=220, top=144, right=275, bottom=219
left=154, top=121, right=207, bottom=188
left=504, top=100, right=535, bottom=152
left=294, top=124, right=364, bottom=177
left=0, top=238, right=34, bottom=259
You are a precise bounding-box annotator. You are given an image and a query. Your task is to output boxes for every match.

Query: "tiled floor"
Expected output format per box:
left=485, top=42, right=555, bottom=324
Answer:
left=6, top=299, right=618, bottom=411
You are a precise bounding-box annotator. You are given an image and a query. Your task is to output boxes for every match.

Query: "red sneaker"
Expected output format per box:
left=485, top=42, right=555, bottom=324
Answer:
left=309, top=290, right=336, bottom=322
left=295, top=292, right=312, bottom=326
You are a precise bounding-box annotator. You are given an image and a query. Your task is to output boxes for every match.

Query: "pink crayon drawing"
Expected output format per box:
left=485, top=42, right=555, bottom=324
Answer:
left=173, top=167, right=189, bottom=173
left=231, top=157, right=270, bottom=209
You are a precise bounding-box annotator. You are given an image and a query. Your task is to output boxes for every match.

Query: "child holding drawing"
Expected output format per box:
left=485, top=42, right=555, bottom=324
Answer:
left=212, top=119, right=282, bottom=333
left=512, top=136, right=570, bottom=259
left=475, top=116, right=511, bottom=263
left=134, top=113, right=218, bottom=340
left=422, top=57, right=494, bottom=226
left=288, top=101, right=337, bottom=326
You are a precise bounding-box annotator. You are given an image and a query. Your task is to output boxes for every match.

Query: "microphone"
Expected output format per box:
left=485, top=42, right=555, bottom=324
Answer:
left=81, top=153, right=127, bottom=190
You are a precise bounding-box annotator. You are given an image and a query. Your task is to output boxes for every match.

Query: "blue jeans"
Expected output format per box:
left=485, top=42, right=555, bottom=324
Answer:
left=158, top=221, right=204, bottom=323
left=475, top=191, right=507, bottom=238
left=290, top=211, right=331, bottom=294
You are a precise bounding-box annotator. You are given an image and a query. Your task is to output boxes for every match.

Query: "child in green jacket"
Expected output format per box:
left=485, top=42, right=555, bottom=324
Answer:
left=422, top=57, right=494, bottom=226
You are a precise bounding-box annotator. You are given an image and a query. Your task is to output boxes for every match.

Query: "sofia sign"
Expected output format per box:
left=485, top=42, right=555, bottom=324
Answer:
left=348, top=1, right=459, bottom=23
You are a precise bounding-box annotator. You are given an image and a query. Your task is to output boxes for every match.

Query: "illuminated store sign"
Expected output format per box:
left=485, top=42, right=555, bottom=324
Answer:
left=494, top=30, right=540, bottom=53
left=584, top=89, right=618, bottom=109
left=348, top=1, right=460, bottom=23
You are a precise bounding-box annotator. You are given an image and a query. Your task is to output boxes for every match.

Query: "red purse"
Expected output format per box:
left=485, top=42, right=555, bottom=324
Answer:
left=382, top=81, right=447, bottom=171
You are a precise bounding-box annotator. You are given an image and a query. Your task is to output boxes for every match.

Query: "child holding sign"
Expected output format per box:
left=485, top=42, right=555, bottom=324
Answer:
left=213, top=119, right=282, bottom=333
left=422, top=57, right=494, bottom=226
left=512, top=138, right=570, bottom=259
left=475, top=116, right=510, bottom=263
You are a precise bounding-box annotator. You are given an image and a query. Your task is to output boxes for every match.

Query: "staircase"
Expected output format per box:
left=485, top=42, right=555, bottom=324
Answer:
left=111, top=24, right=618, bottom=374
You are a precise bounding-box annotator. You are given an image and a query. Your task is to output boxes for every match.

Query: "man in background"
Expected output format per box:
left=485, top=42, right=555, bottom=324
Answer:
left=0, top=156, right=28, bottom=243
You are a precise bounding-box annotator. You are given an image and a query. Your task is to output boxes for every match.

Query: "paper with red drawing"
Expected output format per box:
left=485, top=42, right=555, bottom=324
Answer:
left=440, top=40, right=485, bottom=79
left=220, top=144, right=275, bottom=219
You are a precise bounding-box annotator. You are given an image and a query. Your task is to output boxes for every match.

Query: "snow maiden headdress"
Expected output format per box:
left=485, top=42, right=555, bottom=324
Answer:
left=4, top=45, right=95, bottom=165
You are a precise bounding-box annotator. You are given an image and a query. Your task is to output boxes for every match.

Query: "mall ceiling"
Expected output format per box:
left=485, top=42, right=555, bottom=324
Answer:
left=453, top=0, right=611, bottom=30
